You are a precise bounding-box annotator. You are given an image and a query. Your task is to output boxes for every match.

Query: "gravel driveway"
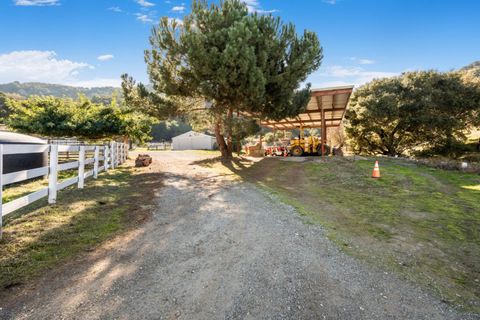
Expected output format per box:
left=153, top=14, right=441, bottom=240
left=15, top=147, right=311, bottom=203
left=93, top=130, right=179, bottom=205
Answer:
left=1, top=151, right=477, bottom=320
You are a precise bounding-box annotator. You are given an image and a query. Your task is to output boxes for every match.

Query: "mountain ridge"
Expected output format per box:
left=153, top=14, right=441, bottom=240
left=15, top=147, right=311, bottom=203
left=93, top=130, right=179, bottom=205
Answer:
left=0, top=81, right=120, bottom=99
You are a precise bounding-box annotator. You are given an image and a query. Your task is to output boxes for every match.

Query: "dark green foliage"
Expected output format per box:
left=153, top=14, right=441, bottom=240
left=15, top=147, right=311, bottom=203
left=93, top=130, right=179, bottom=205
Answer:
left=346, top=71, right=480, bottom=156
left=141, top=0, right=322, bottom=158
left=0, top=92, right=10, bottom=122
left=6, top=96, right=154, bottom=142
left=150, top=119, right=192, bottom=141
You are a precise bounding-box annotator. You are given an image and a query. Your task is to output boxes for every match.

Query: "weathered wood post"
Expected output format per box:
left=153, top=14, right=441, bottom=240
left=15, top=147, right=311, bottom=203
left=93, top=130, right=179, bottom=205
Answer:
left=93, top=145, right=99, bottom=179
left=48, top=144, right=58, bottom=204
left=78, top=145, right=85, bottom=188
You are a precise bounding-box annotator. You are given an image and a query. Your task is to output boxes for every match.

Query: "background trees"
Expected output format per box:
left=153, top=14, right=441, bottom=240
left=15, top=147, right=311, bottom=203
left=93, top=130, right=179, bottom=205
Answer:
left=345, top=70, right=480, bottom=156
left=6, top=95, right=154, bottom=142
left=136, top=0, right=322, bottom=158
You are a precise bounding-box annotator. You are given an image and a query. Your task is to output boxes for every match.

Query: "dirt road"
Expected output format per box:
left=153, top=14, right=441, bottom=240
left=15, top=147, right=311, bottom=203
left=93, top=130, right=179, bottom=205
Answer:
left=1, top=152, right=477, bottom=319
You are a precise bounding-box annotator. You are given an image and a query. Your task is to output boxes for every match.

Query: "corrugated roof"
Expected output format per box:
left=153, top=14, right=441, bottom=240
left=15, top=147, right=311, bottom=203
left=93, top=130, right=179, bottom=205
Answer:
left=172, top=130, right=215, bottom=140
left=261, top=85, right=354, bottom=130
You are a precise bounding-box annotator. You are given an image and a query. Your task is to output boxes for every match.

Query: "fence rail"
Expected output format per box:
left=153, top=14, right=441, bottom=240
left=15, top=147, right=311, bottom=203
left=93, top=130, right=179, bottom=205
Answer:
left=0, top=142, right=128, bottom=237
left=147, top=142, right=171, bottom=150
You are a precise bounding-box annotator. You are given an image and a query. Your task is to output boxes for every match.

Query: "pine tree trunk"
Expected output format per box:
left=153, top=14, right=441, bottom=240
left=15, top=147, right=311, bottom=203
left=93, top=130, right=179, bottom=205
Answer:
left=226, top=108, right=233, bottom=158
left=214, top=119, right=229, bottom=159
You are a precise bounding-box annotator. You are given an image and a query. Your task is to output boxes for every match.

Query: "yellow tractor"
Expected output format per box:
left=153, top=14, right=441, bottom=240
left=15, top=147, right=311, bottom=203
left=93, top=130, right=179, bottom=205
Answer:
left=288, top=126, right=330, bottom=157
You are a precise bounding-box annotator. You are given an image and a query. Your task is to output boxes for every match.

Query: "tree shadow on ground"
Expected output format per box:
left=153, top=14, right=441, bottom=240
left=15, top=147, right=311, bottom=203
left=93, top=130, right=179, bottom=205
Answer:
left=189, top=156, right=287, bottom=184
left=0, top=165, right=164, bottom=296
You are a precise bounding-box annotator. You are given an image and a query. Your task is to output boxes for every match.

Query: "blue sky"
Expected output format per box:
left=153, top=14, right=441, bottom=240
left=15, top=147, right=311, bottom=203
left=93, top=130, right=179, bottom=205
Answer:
left=0, top=0, right=479, bottom=88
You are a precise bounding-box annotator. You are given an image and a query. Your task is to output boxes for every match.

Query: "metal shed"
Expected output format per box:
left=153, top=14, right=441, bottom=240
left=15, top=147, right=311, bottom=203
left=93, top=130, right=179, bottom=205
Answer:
left=260, top=85, right=354, bottom=155
left=0, top=131, right=48, bottom=174
left=171, top=131, right=216, bottom=150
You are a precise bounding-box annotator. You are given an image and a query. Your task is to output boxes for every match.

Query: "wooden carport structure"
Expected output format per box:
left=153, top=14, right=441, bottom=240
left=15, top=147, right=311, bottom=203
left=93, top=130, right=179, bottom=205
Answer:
left=260, top=85, right=354, bottom=155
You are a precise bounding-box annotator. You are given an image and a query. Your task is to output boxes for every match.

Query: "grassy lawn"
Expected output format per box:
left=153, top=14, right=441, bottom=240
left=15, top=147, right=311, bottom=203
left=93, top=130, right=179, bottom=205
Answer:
left=0, top=163, right=162, bottom=293
left=203, top=156, right=480, bottom=312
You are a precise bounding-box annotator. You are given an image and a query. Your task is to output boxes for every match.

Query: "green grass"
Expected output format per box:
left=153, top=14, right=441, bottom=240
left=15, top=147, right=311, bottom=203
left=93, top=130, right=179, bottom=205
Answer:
left=212, top=156, right=480, bottom=313
left=2, top=170, right=77, bottom=203
left=0, top=164, right=162, bottom=292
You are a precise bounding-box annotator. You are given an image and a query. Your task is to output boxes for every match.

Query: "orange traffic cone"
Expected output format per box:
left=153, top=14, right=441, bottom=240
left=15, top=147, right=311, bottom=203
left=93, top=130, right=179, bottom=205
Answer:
left=372, top=160, right=381, bottom=178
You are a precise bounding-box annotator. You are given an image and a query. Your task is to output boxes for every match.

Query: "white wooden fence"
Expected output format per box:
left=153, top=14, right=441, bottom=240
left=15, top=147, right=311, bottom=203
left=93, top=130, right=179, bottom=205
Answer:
left=0, top=142, right=128, bottom=237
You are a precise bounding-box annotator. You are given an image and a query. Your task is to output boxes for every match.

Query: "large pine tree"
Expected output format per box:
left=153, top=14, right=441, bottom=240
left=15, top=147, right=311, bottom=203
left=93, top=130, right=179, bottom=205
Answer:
left=141, top=0, right=322, bottom=158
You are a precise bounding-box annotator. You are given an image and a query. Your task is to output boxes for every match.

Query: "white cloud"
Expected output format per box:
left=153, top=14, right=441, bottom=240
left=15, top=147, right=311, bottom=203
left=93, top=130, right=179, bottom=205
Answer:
left=0, top=50, right=122, bottom=88
left=323, top=0, right=337, bottom=4
left=243, top=0, right=277, bottom=14
left=256, top=9, right=278, bottom=14
left=358, top=59, right=375, bottom=65
left=323, top=65, right=396, bottom=79
left=97, top=54, right=114, bottom=61
left=108, top=6, right=122, bottom=12
left=308, top=65, right=397, bottom=88
left=349, top=57, right=376, bottom=65
left=14, top=0, right=59, bottom=6
left=136, top=13, right=153, bottom=23
left=0, top=50, right=91, bottom=83
left=171, top=5, right=185, bottom=13
left=168, top=17, right=183, bottom=26
left=65, top=78, right=121, bottom=88
left=136, top=0, right=155, bottom=7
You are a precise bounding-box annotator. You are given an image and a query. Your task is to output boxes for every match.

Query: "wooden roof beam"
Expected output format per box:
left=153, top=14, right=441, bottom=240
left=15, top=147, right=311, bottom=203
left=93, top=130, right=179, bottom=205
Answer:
left=311, top=88, right=353, bottom=97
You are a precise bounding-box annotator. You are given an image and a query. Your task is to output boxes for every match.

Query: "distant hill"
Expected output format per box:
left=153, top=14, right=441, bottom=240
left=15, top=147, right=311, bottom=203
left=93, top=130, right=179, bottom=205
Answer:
left=0, top=81, right=120, bottom=99
left=460, top=61, right=480, bottom=77
left=461, top=61, right=480, bottom=70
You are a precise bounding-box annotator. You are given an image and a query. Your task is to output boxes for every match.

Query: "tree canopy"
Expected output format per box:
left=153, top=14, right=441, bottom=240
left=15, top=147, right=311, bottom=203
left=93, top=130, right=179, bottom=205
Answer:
left=6, top=95, right=154, bottom=142
left=345, top=70, right=480, bottom=156
left=126, top=0, right=322, bottom=158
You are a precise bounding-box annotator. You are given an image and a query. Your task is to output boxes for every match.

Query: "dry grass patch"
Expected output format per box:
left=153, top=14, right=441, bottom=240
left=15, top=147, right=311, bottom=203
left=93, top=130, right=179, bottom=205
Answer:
left=199, top=156, right=480, bottom=313
left=0, top=162, right=162, bottom=293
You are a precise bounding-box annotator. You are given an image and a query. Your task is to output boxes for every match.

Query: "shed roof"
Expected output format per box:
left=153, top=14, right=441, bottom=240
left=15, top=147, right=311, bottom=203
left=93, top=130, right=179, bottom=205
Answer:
left=0, top=131, right=47, bottom=144
left=260, top=85, right=354, bottom=130
left=172, top=130, right=215, bottom=140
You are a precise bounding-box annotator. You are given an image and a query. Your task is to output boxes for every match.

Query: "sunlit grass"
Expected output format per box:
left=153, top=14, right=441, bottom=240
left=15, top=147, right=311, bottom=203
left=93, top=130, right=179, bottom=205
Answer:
left=0, top=164, right=162, bottom=292
left=203, top=156, right=480, bottom=313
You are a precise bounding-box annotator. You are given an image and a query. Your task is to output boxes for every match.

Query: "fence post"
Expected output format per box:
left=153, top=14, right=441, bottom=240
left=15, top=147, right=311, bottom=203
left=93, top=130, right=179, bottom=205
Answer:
left=110, top=141, right=115, bottom=169
left=0, top=144, right=3, bottom=239
left=78, top=145, right=85, bottom=188
left=48, top=144, right=58, bottom=204
left=115, top=143, right=119, bottom=166
left=104, top=144, right=109, bottom=171
left=93, top=145, right=99, bottom=179
left=117, top=143, right=121, bottom=165
left=120, top=144, right=123, bottom=164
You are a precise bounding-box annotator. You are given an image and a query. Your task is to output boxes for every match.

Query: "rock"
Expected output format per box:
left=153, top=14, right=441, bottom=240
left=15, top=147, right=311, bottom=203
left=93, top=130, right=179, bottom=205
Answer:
left=135, top=154, right=153, bottom=167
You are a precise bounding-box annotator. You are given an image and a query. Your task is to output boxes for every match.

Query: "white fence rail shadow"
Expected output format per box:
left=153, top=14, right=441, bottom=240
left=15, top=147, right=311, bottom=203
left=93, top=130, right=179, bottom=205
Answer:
left=0, top=141, right=128, bottom=237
